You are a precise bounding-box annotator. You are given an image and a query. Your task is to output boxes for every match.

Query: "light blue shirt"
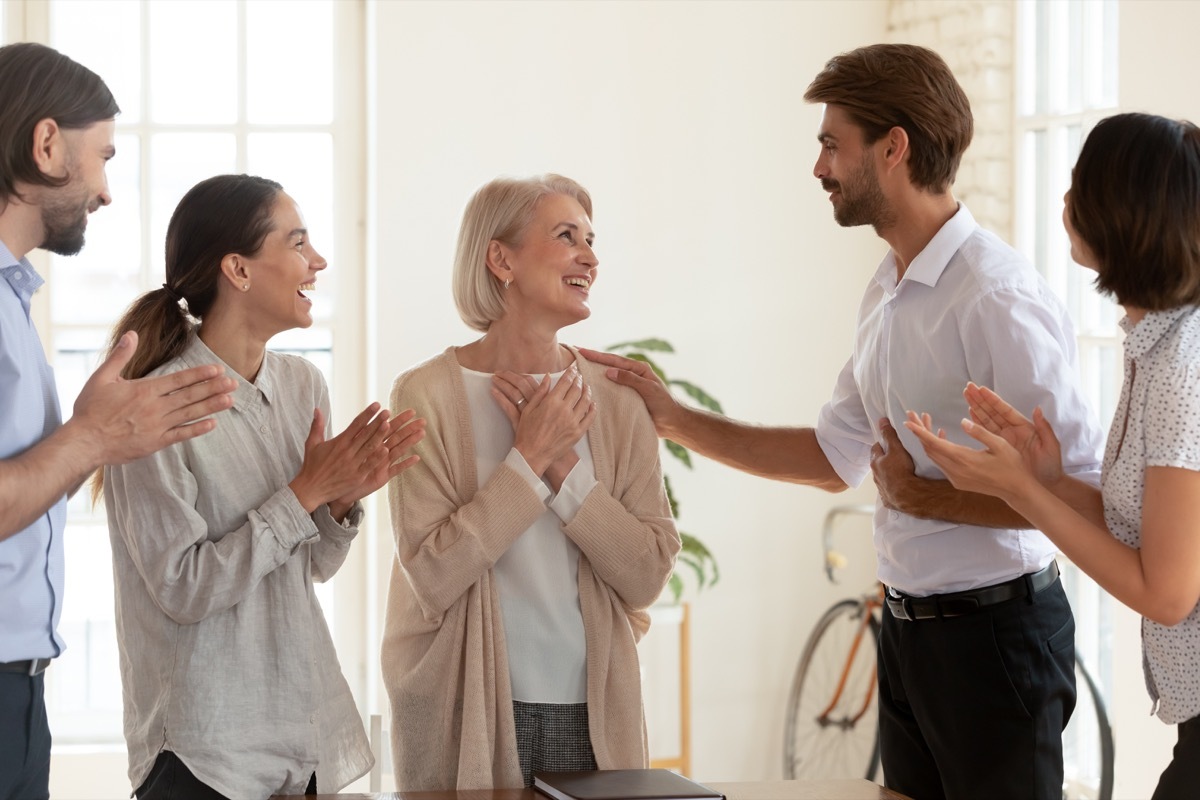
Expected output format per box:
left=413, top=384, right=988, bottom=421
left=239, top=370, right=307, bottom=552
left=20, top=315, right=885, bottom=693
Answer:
left=0, top=239, right=66, bottom=661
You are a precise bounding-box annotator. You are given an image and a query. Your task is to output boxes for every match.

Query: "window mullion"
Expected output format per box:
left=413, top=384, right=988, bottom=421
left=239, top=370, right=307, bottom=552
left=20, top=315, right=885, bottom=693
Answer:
left=236, top=0, right=248, bottom=172
left=139, top=0, right=153, bottom=295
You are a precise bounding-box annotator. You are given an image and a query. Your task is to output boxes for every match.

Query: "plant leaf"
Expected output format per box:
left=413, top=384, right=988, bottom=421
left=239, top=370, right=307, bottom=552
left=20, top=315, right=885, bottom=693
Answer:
left=679, top=531, right=713, bottom=559
left=668, top=379, right=725, bottom=414
left=663, top=474, right=679, bottom=519
left=608, top=338, right=675, bottom=353
left=676, top=552, right=708, bottom=590
left=667, top=572, right=683, bottom=604
left=664, top=439, right=692, bottom=469
left=678, top=531, right=719, bottom=588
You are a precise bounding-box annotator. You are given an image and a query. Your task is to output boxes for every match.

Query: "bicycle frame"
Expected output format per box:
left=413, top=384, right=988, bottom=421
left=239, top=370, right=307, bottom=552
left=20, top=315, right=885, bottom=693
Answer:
left=816, top=586, right=883, bottom=730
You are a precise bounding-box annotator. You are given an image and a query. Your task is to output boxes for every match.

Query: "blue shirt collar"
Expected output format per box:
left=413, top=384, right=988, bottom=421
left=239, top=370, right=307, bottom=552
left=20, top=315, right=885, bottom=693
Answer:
left=0, top=239, right=45, bottom=316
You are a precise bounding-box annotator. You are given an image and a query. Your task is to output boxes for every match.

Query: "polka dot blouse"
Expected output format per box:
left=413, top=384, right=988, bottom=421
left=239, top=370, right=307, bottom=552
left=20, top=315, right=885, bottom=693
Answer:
left=1104, top=306, right=1200, bottom=724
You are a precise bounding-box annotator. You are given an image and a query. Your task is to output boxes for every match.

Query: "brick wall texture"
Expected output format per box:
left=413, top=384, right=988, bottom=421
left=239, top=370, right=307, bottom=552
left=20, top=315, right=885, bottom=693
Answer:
left=887, top=0, right=1014, bottom=240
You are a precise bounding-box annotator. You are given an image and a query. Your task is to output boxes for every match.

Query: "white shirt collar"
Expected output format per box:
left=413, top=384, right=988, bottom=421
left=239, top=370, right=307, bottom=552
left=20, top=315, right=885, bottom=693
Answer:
left=872, top=203, right=977, bottom=294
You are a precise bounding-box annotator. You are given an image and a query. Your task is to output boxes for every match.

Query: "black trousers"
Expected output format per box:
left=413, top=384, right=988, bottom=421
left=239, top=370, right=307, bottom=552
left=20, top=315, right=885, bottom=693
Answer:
left=1151, top=714, right=1200, bottom=800
left=135, top=751, right=316, bottom=799
left=878, top=578, right=1076, bottom=800
left=0, top=673, right=51, bottom=800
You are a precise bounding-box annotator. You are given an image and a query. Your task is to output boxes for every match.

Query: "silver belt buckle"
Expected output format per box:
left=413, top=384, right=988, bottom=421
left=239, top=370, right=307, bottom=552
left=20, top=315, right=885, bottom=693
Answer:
left=887, top=595, right=914, bottom=621
left=28, top=658, right=50, bottom=676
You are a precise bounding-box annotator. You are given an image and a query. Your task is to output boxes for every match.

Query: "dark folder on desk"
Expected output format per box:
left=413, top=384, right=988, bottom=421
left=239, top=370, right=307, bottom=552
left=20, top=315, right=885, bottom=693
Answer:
left=533, top=769, right=726, bottom=800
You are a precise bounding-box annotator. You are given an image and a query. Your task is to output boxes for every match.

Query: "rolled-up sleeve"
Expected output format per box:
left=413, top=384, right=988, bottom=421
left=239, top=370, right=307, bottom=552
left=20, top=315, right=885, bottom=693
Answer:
left=815, top=355, right=875, bottom=489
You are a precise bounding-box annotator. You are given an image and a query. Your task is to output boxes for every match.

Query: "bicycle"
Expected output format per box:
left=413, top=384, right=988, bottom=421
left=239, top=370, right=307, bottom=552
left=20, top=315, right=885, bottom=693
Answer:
left=782, top=504, right=1114, bottom=800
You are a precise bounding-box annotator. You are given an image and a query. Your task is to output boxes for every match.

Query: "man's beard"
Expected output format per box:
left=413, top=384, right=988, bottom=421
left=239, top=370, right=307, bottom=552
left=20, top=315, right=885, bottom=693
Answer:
left=40, top=188, right=89, bottom=256
left=824, top=152, right=890, bottom=229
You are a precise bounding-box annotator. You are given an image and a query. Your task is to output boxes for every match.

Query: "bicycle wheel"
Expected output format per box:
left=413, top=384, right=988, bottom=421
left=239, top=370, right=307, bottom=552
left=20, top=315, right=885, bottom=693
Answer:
left=1062, top=654, right=1115, bottom=800
left=783, top=598, right=881, bottom=781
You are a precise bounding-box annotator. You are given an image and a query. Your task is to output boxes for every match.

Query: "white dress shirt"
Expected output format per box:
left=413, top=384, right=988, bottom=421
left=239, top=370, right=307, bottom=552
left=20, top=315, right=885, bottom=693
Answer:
left=104, top=335, right=372, bottom=799
left=816, top=204, right=1104, bottom=595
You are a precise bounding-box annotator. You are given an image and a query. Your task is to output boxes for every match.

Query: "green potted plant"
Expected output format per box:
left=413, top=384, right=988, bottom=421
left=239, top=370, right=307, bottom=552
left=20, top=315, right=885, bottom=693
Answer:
left=607, top=338, right=721, bottom=603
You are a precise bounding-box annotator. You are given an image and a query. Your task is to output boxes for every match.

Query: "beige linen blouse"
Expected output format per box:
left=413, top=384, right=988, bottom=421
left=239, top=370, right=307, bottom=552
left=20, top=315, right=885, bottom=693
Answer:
left=104, top=334, right=372, bottom=799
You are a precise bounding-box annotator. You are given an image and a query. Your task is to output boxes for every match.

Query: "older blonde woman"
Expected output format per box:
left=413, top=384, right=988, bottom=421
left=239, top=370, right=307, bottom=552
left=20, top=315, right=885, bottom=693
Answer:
left=381, top=174, right=680, bottom=790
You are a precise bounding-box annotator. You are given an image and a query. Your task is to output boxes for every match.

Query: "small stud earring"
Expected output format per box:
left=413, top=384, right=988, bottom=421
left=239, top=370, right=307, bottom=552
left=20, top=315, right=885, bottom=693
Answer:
left=242, top=283, right=250, bottom=291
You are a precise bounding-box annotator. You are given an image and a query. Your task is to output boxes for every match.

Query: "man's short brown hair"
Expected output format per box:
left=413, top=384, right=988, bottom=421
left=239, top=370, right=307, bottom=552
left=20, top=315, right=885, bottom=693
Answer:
left=804, top=44, right=973, bottom=194
left=1069, top=113, right=1200, bottom=310
left=0, top=43, right=119, bottom=205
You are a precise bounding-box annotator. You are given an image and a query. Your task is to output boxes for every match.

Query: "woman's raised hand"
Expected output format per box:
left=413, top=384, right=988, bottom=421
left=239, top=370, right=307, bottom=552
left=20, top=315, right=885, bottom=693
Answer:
left=329, top=408, right=427, bottom=520
left=904, top=403, right=1046, bottom=505
left=290, top=403, right=424, bottom=519
left=492, top=365, right=596, bottom=484
left=963, top=382, right=1065, bottom=488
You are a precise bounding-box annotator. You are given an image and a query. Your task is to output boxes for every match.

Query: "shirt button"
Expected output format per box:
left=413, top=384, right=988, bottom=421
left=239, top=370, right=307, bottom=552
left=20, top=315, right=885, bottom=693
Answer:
left=890, top=511, right=899, bottom=521
left=260, top=425, right=268, bottom=434
left=309, top=714, right=316, bottom=724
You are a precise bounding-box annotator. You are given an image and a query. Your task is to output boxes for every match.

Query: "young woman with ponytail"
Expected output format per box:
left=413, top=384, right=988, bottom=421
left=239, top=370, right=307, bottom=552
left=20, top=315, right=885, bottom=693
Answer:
left=99, top=174, right=426, bottom=800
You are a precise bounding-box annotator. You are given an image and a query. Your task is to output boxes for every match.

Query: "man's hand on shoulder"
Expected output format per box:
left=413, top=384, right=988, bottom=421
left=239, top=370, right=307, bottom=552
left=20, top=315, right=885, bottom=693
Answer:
left=67, top=331, right=237, bottom=468
left=578, top=347, right=685, bottom=440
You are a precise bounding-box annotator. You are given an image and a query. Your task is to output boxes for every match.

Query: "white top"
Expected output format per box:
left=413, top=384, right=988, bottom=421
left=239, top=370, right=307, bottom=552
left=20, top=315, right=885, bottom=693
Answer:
left=460, top=366, right=598, bottom=703
left=104, top=335, right=372, bottom=799
left=816, top=204, right=1105, bottom=595
left=1106, top=307, right=1200, bottom=724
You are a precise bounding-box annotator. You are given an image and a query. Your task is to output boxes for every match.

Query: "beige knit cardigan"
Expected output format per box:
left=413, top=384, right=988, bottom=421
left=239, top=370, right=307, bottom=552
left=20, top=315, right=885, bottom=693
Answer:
left=381, top=346, right=680, bottom=791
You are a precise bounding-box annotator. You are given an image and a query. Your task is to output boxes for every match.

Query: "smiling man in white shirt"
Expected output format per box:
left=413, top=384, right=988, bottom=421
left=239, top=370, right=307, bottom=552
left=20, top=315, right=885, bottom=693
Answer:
left=584, top=43, right=1104, bottom=800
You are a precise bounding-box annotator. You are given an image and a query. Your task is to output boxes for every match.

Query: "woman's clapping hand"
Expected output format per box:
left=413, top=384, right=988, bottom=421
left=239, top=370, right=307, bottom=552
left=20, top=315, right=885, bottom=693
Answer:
left=290, top=403, right=426, bottom=521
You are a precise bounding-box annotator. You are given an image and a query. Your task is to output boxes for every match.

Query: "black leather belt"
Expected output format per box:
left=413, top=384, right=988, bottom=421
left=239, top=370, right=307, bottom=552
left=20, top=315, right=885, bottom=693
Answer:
left=885, top=561, right=1060, bottom=622
left=0, top=658, right=51, bottom=676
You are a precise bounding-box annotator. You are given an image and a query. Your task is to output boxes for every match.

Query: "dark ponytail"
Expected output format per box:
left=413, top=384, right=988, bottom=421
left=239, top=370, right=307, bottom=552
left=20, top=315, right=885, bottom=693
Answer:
left=103, top=288, right=192, bottom=380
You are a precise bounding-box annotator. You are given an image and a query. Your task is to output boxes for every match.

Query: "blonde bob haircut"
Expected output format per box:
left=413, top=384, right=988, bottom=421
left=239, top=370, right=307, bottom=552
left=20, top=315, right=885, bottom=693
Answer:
left=453, top=173, right=593, bottom=332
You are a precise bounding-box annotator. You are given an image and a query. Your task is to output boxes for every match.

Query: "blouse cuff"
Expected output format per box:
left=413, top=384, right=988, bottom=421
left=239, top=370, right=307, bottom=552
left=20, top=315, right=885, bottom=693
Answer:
left=548, top=459, right=597, bottom=523
left=505, top=447, right=552, bottom=503
left=316, top=501, right=363, bottom=536
left=261, top=487, right=321, bottom=549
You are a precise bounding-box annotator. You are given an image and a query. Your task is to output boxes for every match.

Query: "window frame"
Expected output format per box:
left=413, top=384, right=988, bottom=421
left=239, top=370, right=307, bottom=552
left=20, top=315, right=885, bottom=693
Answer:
left=1013, top=0, right=1120, bottom=794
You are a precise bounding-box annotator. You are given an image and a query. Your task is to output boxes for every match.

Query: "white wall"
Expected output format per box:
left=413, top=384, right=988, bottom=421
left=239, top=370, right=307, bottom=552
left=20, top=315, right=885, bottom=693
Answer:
left=365, top=0, right=886, bottom=784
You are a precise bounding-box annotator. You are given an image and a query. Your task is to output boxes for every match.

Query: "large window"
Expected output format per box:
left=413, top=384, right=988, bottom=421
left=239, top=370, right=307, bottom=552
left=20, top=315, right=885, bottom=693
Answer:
left=1016, top=0, right=1121, bottom=415
left=25, top=0, right=365, bottom=745
left=1015, top=0, right=1119, bottom=796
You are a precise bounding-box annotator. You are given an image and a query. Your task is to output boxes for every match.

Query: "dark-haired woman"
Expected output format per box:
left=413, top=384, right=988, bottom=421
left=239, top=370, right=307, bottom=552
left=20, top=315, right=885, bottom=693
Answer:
left=907, top=113, right=1200, bottom=799
left=100, top=174, right=425, bottom=800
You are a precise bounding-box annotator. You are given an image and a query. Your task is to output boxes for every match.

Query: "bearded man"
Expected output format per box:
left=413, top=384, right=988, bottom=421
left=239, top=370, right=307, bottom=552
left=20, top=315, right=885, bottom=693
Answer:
left=0, top=42, right=235, bottom=800
left=586, top=44, right=1105, bottom=800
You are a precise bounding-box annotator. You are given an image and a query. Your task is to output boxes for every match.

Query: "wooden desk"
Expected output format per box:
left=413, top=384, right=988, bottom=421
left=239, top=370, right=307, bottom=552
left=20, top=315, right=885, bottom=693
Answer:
left=278, top=778, right=911, bottom=800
